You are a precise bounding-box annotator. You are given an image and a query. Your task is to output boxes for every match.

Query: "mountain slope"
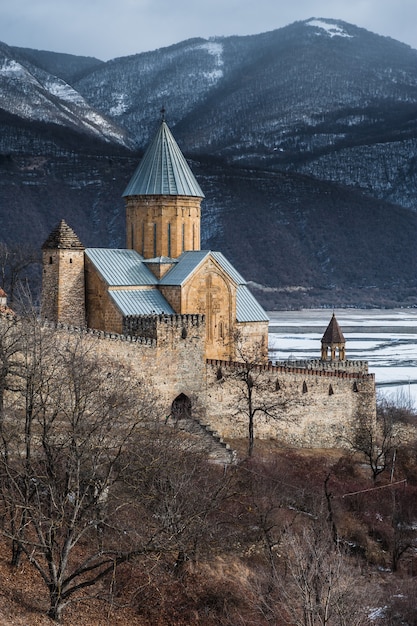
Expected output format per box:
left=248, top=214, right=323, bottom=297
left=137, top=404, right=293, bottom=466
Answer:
left=0, top=41, right=129, bottom=147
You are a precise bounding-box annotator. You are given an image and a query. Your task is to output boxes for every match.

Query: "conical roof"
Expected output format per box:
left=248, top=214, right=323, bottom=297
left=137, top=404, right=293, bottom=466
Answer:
left=122, top=121, right=204, bottom=198
left=321, top=313, right=345, bottom=344
left=42, top=220, right=84, bottom=250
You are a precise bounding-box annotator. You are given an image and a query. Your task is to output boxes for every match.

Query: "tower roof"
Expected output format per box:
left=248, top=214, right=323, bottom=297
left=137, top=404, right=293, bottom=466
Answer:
left=321, top=313, right=345, bottom=344
left=122, top=120, right=204, bottom=198
left=42, top=220, right=84, bottom=250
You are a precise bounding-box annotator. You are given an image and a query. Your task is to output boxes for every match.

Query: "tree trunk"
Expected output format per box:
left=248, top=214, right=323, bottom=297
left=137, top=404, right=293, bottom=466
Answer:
left=47, top=588, right=64, bottom=622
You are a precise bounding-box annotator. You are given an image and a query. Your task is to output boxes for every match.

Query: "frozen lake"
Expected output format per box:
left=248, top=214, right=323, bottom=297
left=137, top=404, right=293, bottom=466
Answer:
left=268, top=309, right=417, bottom=409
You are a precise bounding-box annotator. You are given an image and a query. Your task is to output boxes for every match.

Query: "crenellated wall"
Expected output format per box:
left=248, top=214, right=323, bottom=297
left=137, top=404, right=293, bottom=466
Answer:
left=3, top=311, right=377, bottom=451
left=273, top=359, right=369, bottom=374
left=205, top=359, right=376, bottom=448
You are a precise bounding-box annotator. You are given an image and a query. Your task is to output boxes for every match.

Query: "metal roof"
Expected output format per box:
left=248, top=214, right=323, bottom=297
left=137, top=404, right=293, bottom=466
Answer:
left=109, top=289, right=174, bottom=316
left=159, top=250, right=209, bottom=286
left=236, top=286, right=269, bottom=322
left=122, top=121, right=204, bottom=198
left=85, top=248, right=157, bottom=286
left=211, top=251, right=246, bottom=285
left=159, top=250, right=247, bottom=286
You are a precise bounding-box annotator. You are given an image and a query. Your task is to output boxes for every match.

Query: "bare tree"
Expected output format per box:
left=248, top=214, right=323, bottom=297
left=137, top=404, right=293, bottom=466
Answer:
left=279, top=519, right=375, bottom=626
left=121, top=425, right=233, bottom=573
left=230, top=331, right=291, bottom=457
left=352, top=400, right=398, bottom=482
left=0, top=241, right=40, bottom=309
left=0, top=319, right=155, bottom=621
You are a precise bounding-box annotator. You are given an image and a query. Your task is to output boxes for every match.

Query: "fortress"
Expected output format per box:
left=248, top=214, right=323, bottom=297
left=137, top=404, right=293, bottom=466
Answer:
left=40, top=117, right=376, bottom=453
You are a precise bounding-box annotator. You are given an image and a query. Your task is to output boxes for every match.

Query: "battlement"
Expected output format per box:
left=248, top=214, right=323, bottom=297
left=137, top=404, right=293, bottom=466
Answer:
left=123, top=313, right=205, bottom=341
left=207, top=358, right=374, bottom=381
left=41, top=317, right=157, bottom=347
left=273, top=358, right=369, bottom=374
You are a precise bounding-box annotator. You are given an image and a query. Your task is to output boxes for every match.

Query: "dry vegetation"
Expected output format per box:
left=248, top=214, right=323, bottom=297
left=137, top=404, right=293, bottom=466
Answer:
left=1, top=313, right=417, bottom=624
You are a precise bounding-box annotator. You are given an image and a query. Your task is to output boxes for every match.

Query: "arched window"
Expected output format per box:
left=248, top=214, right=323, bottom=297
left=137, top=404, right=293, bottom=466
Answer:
left=328, top=384, right=334, bottom=396
left=302, top=381, right=308, bottom=394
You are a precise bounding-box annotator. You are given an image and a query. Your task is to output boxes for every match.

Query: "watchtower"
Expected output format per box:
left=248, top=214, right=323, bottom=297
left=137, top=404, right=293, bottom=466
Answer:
left=41, top=220, right=86, bottom=326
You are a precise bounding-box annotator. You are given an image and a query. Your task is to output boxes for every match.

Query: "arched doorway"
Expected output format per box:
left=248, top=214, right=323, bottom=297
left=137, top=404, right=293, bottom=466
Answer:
left=171, top=393, right=192, bottom=421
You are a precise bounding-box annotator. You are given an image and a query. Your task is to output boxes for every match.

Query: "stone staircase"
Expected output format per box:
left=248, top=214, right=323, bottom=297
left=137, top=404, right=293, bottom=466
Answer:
left=171, top=415, right=237, bottom=465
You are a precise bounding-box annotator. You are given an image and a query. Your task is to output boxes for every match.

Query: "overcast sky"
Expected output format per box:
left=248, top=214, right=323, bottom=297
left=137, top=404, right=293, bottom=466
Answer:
left=1, top=0, right=416, bottom=60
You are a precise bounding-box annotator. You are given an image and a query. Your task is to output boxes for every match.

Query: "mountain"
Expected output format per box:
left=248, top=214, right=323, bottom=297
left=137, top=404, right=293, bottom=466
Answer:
left=0, top=18, right=416, bottom=308
left=0, top=41, right=130, bottom=147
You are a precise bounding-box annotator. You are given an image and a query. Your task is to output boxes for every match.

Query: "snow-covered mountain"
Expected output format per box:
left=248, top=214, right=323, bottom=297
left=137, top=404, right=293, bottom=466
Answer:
left=0, top=41, right=129, bottom=147
left=3, top=18, right=417, bottom=208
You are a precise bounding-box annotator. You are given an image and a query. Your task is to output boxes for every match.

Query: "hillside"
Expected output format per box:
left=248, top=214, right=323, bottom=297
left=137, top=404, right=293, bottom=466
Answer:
left=0, top=18, right=416, bottom=308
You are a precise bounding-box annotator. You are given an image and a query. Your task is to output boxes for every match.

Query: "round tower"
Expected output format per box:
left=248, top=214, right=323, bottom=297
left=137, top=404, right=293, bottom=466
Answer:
left=321, top=313, right=346, bottom=361
left=122, top=118, right=204, bottom=260
left=41, top=220, right=86, bottom=326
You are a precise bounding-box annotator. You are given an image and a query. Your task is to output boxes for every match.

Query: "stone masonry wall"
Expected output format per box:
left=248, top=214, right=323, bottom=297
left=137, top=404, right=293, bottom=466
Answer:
left=85, top=257, right=123, bottom=334
left=49, top=314, right=207, bottom=418
left=205, top=360, right=376, bottom=448
left=41, top=249, right=85, bottom=326
left=7, top=312, right=377, bottom=451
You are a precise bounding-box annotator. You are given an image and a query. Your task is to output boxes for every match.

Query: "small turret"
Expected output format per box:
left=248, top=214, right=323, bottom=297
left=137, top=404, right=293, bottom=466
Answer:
left=41, top=220, right=86, bottom=326
left=321, top=313, right=346, bottom=361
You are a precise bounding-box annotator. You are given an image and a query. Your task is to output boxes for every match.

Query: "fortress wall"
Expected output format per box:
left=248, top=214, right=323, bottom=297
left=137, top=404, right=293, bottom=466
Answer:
left=50, top=315, right=207, bottom=417
left=273, top=359, right=369, bottom=374
left=205, top=360, right=376, bottom=448
left=4, top=313, right=377, bottom=450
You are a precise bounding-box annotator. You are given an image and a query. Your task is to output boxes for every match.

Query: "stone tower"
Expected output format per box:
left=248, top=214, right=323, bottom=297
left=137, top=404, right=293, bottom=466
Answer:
left=41, top=220, right=85, bottom=326
left=122, top=119, right=204, bottom=260
left=321, top=313, right=346, bottom=361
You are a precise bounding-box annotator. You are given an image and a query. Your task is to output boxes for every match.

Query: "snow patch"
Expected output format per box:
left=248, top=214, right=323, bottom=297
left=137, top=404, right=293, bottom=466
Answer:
left=306, top=19, right=354, bottom=39
left=109, top=93, right=128, bottom=116
left=45, top=78, right=86, bottom=105
left=199, top=41, right=224, bottom=82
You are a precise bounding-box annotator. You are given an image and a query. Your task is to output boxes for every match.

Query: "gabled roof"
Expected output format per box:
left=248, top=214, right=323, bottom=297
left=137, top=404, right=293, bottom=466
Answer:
left=236, top=286, right=269, bottom=322
left=321, top=313, right=345, bottom=344
left=109, top=289, right=174, bottom=316
left=42, top=220, right=84, bottom=250
left=159, top=250, right=246, bottom=286
left=85, top=247, right=268, bottom=323
left=122, top=121, right=204, bottom=198
left=85, top=248, right=157, bottom=286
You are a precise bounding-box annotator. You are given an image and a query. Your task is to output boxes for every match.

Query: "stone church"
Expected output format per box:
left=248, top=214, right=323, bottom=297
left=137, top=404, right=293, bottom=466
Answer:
left=41, top=118, right=269, bottom=361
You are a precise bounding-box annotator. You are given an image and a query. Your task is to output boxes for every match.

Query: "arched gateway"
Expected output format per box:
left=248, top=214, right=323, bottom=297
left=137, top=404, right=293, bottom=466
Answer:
left=171, top=393, right=192, bottom=421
